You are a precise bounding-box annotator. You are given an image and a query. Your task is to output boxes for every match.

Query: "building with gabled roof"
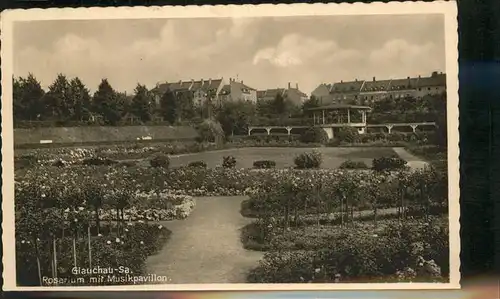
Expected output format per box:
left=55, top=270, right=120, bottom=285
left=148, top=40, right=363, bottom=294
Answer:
left=414, top=71, right=446, bottom=98
left=152, top=78, right=226, bottom=107
left=219, top=78, right=257, bottom=103
left=257, top=82, right=308, bottom=107
left=311, top=71, right=447, bottom=105
left=359, top=77, right=392, bottom=104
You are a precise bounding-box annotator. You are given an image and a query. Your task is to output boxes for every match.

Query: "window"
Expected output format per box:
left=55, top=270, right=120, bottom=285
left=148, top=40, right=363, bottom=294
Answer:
left=428, top=87, right=431, bottom=91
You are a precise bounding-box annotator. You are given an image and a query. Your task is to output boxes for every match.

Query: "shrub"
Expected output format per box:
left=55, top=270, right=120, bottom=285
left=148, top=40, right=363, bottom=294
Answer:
left=247, top=217, right=449, bottom=283
left=149, top=154, right=170, bottom=168
left=339, top=160, right=369, bottom=169
left=222, top=155, right=237, bottom=168
left=326, top=138, right=341, bottom=147
left=294, top=151, right=322, bottom=169
left=337, top=127, right=360, bottom=143
left=300, top=127, right=328, bottom=144
left=82, top=157, right=118, bottom=166
left=372, top=156, right=407, bottom=172
left=253, top=160, right=277, bottom=169
left=197, top=120, right=225, bottom=144
left=52, top=159, right=67, bottom=167
left=188, top=161, right=207, bottom=168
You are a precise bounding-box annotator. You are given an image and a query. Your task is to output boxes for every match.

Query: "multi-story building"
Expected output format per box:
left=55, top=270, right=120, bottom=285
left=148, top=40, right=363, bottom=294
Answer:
left=387, top=76, right=420, bottom=100
left=257, top=82, right=308, bottom=106
left=153, top=78, right=224, bottom=107
left=219, top=78, right=257, bottom=103
left=358, top=77, right=392, bottom=104
left=414, top=72, right=447, bottom=98
left=153, top=77, right=257, bottom=107
left=311, top=72, right=447, bottom=105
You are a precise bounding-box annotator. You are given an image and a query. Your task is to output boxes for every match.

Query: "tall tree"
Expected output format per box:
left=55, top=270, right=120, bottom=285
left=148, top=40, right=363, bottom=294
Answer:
left=160, top=89, right=178, bottom=124
left=68, top=77, right=91, bottom=121
left=43, top=74, right=72, bottom=120
left=272, top=92, right=287, bottom=115
left=302, top=95, right=320, bottom=114
left=217, top=100, right=256, bottom=136
left=92, top=79, right=123, bottom=125
left=13, top=74, right=45, bottom=121
left=131, top=84, right=153, bottom=122
left=175, top=91, right=196, bottom=122
left=256, top=99, right=274, bottom=117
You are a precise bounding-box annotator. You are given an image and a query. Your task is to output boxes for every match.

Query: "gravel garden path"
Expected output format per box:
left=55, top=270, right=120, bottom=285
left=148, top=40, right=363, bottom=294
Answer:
left=145, top=196, right=264, bottom=284
left=392, top=147, right=429, bottom=170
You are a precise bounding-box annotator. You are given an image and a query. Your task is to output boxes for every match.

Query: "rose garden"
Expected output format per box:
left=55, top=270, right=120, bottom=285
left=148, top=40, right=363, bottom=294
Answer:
left=14, top=120, right=449, bottom=286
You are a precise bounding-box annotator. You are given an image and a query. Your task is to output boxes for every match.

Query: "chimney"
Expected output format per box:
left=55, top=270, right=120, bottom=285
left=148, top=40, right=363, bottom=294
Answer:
left=418, top=75, right=421, bottom=78
left=241, top=80, right=244, bottom=84
left=355, top=79, right=357, bottom=82
left=229, top=77, right=232, bottom=83
left=407, top=76, right=410, bottom=79
left=201, top=79, right=204, bottom=86
left=288, top=82, right=291, bottom=89
left=341, top=80, right=343, bottom=83
left=209, top=78, right=212, bottom=85
left=296, top=83, right=298, bottom=89
left=373, top=76, right=376, bottom=82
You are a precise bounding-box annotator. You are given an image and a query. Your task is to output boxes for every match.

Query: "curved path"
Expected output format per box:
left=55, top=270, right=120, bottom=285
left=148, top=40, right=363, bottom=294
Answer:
left=392, top=147, right=429, bottom=170
left=145, top=196, right=264, bottom=284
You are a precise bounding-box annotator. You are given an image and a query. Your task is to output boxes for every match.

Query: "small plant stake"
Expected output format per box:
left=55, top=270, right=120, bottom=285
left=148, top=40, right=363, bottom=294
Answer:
left=34, top=237, right=42, bottom=286
left=53, top=237, right=58, bottom=278
left=88, top=225, right=92, bottom=269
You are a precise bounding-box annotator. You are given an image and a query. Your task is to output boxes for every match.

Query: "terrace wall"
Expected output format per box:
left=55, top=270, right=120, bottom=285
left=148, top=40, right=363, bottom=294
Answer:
left=14, top=125, right=198, bottom=147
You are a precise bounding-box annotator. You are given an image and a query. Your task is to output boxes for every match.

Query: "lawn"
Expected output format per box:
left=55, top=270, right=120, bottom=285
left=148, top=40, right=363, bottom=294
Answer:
left=160, top=147, right=397, bottom=169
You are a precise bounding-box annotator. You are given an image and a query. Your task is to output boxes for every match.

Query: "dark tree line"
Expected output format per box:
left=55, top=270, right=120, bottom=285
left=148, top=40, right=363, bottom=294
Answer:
left=12, top=73, right=310, bottom=130
left=12, top=73, right=202, bottom=126
left=12, top=73, right=447, bottom=140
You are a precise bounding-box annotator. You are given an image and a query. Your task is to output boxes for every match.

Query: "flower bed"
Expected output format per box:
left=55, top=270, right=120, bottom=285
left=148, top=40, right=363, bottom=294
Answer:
left=16, top=222, right=171, bottom=286
left=14, top=169, right=196, bottom=286
left=246, top=216, right=449, bottom=283
left=100, top=191, right=195, bottom=221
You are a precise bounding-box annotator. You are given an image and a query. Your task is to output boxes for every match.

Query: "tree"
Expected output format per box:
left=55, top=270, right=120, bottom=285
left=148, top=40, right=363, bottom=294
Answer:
left=68, top=77, right=91, bottom=121
left=92, top=79, right=123, bottom=125
left=302, top=95, right=320, bottom=113
left=272, top=93, right=287, bottom=115
left=175, top=90, right=196, bottom=122
left=434, top=92, right=447, bottom=149
left=131, top=84, right=153, bottom=122
left=13, top=74, right=45, bottom=122
left=256, top=99, right=274, bottom=117
left=216, top=101, right=256, bottom=136
left=43, top=74, right=72, bottom=120
left=160, top=88, right=178, bottom=124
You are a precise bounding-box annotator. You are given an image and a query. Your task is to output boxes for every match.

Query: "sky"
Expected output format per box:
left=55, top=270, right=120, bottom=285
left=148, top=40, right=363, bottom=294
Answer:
left=13, top=14, right=446, bottom=95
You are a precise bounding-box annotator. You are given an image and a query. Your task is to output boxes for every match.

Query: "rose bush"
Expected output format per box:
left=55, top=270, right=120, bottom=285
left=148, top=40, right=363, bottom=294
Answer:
left=247, top=216, right=449, bottom=283
left=15, top=221, right=171, bottom=286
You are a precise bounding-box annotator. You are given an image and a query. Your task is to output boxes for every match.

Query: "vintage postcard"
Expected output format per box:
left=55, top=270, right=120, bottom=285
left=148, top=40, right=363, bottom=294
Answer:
left=1, top=1, right=460, bottom=291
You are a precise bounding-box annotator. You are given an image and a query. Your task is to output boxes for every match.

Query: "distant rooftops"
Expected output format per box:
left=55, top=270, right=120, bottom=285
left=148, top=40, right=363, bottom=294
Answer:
left=155, top=78, right=224, bottom=95
left=321, top=72, right=446, bottom=94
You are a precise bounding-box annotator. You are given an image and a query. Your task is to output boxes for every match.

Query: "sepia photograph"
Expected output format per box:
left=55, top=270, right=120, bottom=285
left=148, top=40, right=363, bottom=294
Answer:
left=1, top=2, right=460, bottom=291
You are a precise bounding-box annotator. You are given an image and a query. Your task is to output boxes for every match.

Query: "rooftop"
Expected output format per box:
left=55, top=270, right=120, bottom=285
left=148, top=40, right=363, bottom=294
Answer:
left=155, top=78, right=224, bottom=95
left=322, top=71, right=447, bottom=95
left=330, top=80, right=364, bottom=93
